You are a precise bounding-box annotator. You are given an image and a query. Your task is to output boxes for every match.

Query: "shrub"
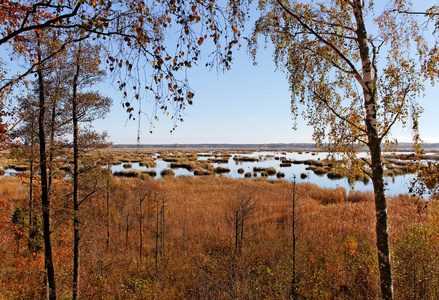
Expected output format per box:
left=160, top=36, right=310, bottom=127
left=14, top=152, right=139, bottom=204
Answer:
left=300, top=173, right=307, bottom=179
left=123, top=163, right=133, bottom=169
left=0, top=168, right=4, bottom=176
left=237, top=168, right=244, bottom=174
left=244, top=172, right=251, bottom=178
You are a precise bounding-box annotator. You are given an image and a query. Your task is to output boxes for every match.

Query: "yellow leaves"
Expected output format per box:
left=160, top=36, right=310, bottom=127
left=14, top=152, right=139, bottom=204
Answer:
left=151, top=60, right=155, bottom=66
left=233, top=26, right=239, bottom=34
left=197, top=37, right=204, bottom=46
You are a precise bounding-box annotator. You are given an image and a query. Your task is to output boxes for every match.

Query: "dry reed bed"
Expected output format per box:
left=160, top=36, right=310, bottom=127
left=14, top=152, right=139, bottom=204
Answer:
left=1, top=169, right=438, bottom=298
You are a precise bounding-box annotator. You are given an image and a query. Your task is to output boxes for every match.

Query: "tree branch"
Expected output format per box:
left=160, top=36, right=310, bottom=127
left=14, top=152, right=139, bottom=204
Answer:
left=276, top=0, right=367, bottom=90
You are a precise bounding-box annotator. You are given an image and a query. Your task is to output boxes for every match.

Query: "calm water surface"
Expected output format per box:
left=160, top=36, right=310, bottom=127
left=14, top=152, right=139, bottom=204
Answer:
left=111, top=150, right=416, bottom=196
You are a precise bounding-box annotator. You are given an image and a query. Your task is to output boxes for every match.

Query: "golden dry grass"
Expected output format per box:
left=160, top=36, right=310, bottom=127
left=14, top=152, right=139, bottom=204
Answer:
left=1, top=175, right=437, bottom=299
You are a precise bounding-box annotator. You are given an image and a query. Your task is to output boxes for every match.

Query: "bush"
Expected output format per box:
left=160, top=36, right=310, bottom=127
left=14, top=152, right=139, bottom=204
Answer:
left=244, top=172, right=251, bottom=178
left=237, top=168, right=244, bottom=174
left=123, top=163, right=132, bottom=169
left=300, top=173, right=307, bottom=179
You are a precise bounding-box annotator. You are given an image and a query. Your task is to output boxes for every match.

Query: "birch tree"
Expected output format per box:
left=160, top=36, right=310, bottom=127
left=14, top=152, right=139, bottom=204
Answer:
left=249, top=0, right=435, bottom=299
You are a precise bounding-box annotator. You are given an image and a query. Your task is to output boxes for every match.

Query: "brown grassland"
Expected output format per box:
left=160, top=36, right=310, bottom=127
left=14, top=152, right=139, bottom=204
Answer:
left=1, top=174, right=439, bottom=299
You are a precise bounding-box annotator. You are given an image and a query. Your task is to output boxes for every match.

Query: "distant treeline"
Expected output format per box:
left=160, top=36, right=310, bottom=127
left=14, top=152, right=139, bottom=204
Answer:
left=110, top=143, right=439, bottom=151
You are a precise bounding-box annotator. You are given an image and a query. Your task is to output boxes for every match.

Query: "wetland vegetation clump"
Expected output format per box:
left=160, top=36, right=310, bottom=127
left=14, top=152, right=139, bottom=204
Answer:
left=161, top=169, right=175, bottom=177
left=300, top=172, right=307, bottom=179
left=237, top=168, right=244, bottom=174
left=276, top=172, right=285, bottom=178
left=170, top=161, right=196, bottom=172
left=139, top=161, right=157, bottom=168
left=123, top=163, right=132, bottom=169
left=233, top=156, right=259, bottom=162
left=13, top=165, right=29, bottom=171
left=327, top=170, right=344, bottom=180
left=214, top=167, right=231, bottom=174
left=193, top=169, right=214, bottom=176
left=265, top=167, right=277, bottom=176
left=207, top=157, right=229, bottom=164
left=347, top=191, right=374, bottom=203
left=244, top=172, right=251, bottom=178
left=143, top=170, right=157, bottom=177
left=313, top=167, right=328, bottom=175
left=113, top=170, right=141, bottom=178
left=0, top=168, right=4, bottom=176
left=308, top=184, right=347, bottom=205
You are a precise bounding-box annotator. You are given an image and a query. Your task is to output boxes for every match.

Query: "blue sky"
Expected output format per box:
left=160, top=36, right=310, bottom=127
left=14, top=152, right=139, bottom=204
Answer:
left=93, top=43, right=439, bottom=146
left=5, top=1, right=438, bottom=146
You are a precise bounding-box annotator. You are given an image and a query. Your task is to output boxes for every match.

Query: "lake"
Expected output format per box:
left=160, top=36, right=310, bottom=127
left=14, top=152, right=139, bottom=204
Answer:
left=110, top=150, right=417, bottom=196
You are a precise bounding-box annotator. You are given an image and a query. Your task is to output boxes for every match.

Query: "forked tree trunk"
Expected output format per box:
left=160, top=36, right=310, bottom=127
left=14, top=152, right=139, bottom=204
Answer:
left=353, top=1, right=393, bottom=299
left=36, top=32, right=57, bottom=300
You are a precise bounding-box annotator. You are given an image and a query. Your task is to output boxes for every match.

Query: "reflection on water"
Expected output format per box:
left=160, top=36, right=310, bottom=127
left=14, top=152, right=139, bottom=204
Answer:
left=110, top=150, right=416, bottom=196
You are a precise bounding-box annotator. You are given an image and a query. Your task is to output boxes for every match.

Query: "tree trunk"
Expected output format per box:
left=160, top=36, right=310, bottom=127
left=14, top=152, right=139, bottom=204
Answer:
left=36, top=32, right=57, bottom=300
left=72, top=47, right=81, bottom=300
left=353, top=1, right=393, bottom=299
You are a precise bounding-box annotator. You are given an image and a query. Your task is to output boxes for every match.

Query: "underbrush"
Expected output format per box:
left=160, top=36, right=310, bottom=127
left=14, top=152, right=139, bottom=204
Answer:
left=0, top=176, right=436, bottom=299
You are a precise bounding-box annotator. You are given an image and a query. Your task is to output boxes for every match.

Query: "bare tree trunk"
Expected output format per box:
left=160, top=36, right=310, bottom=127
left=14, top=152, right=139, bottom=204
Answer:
left=72, top=46, right=81, bottom=300
left=36, top=32, right=57, bottom=300
left=291, top=175, right=297, bottom=299
left=106, top=164, right=110, bottom=253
